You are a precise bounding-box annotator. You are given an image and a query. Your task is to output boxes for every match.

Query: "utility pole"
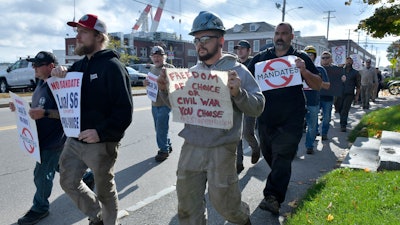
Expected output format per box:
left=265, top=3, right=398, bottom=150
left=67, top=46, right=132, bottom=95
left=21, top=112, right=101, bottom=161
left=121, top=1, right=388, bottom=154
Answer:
left=323, top=10, right=335, bottom=40
left=282, top=0, right=286, bottom=22
left=347, top=29, right=351, bottom=57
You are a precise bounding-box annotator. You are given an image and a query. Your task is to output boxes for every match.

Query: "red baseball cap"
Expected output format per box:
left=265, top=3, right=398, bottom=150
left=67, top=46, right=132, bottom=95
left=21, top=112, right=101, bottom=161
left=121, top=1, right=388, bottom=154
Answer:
left=67, top=14, right=107, bottom=34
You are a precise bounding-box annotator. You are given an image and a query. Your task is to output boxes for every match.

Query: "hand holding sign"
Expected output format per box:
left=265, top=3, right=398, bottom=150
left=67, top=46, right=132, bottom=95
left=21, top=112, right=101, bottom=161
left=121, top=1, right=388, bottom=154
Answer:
left=51, top=65, right=69, bottom=78
left=228, top=70, right=241, bottom=97
left=295, top=57, right=306, bottom=74
left=157, top=68, right=169, bottom=91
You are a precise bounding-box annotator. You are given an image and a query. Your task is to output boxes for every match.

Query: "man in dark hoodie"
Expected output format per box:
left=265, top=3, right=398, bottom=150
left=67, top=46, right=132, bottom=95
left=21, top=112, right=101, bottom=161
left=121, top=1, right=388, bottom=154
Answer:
left=51, top=14, right=133, bottom=225
left=158, top=11, right=264, bottom=225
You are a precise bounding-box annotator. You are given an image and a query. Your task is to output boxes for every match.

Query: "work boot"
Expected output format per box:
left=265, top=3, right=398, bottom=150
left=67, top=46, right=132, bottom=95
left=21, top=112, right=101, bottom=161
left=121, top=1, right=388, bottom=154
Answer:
left=341, top=126, right=346, bottom=132
left=155, top=150, right=169, bottom=162
left=306, top=148, right=314, bottom=154
left=18, top=210, right=49, bottom=225
left=259, top=195, right=280, bottom=215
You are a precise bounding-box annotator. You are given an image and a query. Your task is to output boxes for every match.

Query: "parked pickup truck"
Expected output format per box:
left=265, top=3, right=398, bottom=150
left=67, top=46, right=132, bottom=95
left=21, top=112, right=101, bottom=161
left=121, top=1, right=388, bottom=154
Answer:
left=0, top=58, right=36, bottom=93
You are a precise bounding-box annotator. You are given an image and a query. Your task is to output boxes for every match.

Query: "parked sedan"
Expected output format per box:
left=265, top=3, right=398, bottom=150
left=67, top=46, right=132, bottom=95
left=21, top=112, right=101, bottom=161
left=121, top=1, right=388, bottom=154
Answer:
left=126, top=66, right=147, bottom=86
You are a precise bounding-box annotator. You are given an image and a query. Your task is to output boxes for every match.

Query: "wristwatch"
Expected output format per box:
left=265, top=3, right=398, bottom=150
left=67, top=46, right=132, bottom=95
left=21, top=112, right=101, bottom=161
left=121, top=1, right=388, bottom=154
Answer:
left=44, top=109, right=50, bottom=118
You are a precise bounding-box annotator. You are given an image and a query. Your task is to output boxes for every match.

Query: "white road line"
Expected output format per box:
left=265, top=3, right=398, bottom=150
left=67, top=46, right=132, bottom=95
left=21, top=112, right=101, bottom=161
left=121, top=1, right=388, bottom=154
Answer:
left=121, top=185, right=176, bottom=217
left=0, top=125, right=16, bottom=131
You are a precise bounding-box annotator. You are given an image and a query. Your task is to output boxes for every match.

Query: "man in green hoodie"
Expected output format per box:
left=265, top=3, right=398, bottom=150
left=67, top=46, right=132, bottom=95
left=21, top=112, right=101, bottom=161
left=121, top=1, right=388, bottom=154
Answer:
left=157, top=11, right=264, bottom=225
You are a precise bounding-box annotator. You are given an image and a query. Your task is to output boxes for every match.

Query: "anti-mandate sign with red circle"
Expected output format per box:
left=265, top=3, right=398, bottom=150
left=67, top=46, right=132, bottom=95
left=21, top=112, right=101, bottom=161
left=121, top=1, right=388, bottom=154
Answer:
left=254, top=55, right=302, bottom=91
left=10, top=92, right=41, bottom=163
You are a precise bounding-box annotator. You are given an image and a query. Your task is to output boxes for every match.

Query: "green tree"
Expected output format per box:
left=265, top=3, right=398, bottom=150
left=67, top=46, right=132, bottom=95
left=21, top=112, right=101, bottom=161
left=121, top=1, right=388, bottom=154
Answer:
left=346, top=0, right=400, bottom=64
left=346, top=0, right=400, bottom=38
left=387, top=40, right=400, bottom=59
left=107, top=37, right=139, bottom=65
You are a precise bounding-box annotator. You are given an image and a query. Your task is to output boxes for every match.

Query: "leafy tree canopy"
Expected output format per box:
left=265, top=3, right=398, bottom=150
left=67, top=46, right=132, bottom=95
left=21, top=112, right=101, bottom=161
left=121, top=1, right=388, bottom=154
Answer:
left=347, top=0, right=400, bottom=38
left=107, top=37, right=139, bottom=65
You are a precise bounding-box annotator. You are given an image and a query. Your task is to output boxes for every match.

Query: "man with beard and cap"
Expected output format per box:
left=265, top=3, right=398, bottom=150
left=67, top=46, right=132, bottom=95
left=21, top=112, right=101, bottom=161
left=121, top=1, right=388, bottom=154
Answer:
left=51, top=14, right=133, bottom=225
left=247, top=22, right=322, bottom=215
left=157, top=11, right=264, bottom=225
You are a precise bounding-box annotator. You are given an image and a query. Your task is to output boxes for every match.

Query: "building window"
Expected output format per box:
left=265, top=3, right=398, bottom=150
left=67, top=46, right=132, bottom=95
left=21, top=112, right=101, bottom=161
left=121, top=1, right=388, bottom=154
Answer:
left=133, top=47, right=137, bottom=56
left=228, top=41, right=234, bottom=53
left=253, top=40, right=260, bottom=52
left=140, top=47, right=147, bottom=58
left=188, top=49, right=197, bottom=57
left=250, top=23, right=259, bottom=32
left=67, top=45, right=75, bottom=56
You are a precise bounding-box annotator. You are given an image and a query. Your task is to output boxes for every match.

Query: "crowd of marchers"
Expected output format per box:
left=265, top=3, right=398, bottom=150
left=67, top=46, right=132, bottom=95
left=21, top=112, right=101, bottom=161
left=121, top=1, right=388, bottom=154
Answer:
left=10, top=10, right=385, bottom=225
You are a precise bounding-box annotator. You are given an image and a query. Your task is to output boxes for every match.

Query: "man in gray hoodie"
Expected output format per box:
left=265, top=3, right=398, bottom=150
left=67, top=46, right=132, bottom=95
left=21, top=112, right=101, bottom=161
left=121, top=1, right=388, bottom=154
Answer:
left=157, top=11, right=264, bottom=225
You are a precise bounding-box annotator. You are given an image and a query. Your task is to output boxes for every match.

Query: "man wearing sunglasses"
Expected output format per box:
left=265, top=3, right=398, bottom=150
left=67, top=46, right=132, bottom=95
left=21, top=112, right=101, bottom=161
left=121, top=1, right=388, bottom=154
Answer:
left=303, top=46, right=330, bottom=154
left=9, top=52, right=64, bottom=225
left=157, top=11, right=264, bottom=225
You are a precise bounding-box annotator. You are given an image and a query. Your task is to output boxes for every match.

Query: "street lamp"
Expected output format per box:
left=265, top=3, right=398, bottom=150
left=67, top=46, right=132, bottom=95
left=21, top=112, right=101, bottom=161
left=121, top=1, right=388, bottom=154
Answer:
left=276, top=0, right=303, bottom=22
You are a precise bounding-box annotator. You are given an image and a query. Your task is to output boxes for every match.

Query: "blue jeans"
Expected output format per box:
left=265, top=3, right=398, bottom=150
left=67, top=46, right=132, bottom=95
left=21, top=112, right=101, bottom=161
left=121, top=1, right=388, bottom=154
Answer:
left=319, top=100, right=333, bottom=136
left=152, top=105, right=171, bottom=152
left=31, top=147, right=63, bottom=213
left=305, top=105, right=319, bottom=149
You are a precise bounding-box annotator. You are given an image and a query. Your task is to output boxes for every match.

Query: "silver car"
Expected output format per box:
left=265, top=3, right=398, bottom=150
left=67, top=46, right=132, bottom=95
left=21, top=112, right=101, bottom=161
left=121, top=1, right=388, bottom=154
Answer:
left=126, top=66, right=147, bottom=86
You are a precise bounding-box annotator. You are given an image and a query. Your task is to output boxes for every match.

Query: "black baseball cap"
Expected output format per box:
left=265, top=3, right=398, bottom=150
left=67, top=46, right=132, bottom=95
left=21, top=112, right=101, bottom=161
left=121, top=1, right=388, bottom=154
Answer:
left=234, top=40, right=251, bottom=49
left=26, top=51, right=57, bottom=66
left=151, top=46, right=165, bottom=55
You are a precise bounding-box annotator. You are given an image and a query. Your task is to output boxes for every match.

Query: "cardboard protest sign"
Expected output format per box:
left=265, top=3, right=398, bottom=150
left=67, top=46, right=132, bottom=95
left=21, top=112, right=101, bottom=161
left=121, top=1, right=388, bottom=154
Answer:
left=10, top=92, right=41, bottom=163
left=165, top=68, right=233, bottom=129
left=47, top=72, right=83, bottom=137
left=349, top=54, right=363, bottom=71
left=320, top=66, right=344, bottom=96
left=146, top=72, right=158, bottom=102
left=332, top=45, right=347, bottom=65
left=254, top=55, right=302, bottom=91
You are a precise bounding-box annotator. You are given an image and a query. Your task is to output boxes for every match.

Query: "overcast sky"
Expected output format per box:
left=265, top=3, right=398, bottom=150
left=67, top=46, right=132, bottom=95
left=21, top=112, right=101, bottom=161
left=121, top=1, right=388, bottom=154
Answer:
left=0, top=0, right=397, bottom=67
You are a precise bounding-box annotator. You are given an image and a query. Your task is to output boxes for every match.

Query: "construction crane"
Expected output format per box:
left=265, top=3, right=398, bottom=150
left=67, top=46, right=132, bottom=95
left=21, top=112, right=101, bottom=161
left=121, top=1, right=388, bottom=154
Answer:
left=132, top=0, right=166, bottom=33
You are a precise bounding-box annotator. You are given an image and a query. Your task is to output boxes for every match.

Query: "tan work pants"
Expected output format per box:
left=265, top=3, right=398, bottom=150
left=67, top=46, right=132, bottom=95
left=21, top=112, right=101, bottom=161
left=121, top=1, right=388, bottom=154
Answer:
left=176, top=142, right=250, bottom=225
left=59, top=138, right=119, bottom=225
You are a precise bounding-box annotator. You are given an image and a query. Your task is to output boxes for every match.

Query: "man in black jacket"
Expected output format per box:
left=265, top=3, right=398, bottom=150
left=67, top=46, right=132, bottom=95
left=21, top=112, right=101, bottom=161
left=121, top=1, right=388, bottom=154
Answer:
left=51, top=14, right=133, bottom=225
left=247, top=22, right=321, bottom=215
